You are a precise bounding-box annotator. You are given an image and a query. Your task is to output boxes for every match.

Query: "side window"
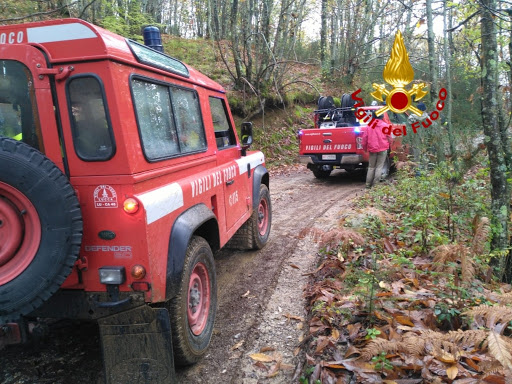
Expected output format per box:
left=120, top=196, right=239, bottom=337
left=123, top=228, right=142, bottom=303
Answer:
left=209, top=97, right=236, bottom=149
left=67, top=76, right=114, bottom=161
left=132, top=79, right=179, bottom=160
left=131, top=77, right=207, bottom=161
left=0, top=60, right=43, bottom=151
left=172, top=88, right=206, bottom=153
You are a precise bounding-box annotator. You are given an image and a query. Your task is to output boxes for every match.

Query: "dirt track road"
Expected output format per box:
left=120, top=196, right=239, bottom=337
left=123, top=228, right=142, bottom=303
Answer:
left=0, top=167, right=364, bottom=384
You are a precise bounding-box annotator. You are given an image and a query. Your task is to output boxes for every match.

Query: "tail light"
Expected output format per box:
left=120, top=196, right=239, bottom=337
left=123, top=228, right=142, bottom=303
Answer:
left=123, top=197, right=139, bottom=214
left=131, top=264, right=146, bottom=280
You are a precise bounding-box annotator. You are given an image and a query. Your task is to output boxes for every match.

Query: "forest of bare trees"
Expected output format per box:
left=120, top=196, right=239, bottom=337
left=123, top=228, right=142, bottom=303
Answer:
left=2, top=0, right=512, bottom=279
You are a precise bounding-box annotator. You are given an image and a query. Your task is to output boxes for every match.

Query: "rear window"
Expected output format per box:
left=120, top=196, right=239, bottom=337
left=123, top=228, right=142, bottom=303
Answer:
left=67, top=75, right=115, bottom=161
left=0, top=60, right=43, bottom=151
left=131, top=77, right=206, bottom=161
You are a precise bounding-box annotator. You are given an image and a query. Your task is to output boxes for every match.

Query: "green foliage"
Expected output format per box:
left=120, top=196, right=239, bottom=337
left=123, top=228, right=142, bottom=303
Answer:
left=371, top=351, right=393, bottom=371
left=163, top=38, right=228, bottom=83
left=312, top=300, right=326, bottom=314
left=365, top=328, right=381, bottom=340
left=99, top=0, right=154, bottom=41
left=284, top=91, right=318, bottom=106
left=388, top=249, right=415, bottom=269
left=360, top=159, right=491, bottom=253
left=434, top=302, right=461, bottom=326
left=299, top=365, right=316, bottom=383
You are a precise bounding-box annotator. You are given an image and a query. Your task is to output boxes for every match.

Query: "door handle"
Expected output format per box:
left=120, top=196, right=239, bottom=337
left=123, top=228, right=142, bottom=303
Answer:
left=226, top=179, right=234, bottom=186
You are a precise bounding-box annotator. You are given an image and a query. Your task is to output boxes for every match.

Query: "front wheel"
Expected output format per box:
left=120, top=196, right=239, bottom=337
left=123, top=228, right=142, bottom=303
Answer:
left=225, top=184, right=272, bottom=250
left=251, top=184, right=272, bottom=249
left=169, top=236, right=217, bottom=366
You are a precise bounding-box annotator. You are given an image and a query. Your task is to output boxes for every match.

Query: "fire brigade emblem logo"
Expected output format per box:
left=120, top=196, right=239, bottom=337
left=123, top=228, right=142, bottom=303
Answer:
left=94, top=185, right=118, bottom=208
left=371, top=30, right=427, bottom=116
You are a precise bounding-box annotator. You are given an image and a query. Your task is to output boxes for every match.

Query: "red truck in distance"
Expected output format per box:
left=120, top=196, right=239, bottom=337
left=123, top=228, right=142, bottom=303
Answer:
left=0, top=18, right=271, bottom=383
left=298, top=94, right=406, bottom=179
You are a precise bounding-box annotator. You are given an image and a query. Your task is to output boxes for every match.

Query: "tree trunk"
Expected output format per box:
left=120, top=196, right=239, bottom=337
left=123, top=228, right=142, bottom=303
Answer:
left=220, top=0, right=228, bottom=39
left=426, top=0, right=438, bottom=101
left=230, top=0, right=243, bottom=88
left=480, top=0, right=511, bottom=280
left=244, top=0, right=254, bottom=86
left=426, top=0, right=444, bottom=162
left=329, top=12, right=336, bottom=74
left=320, top=0, right=328, bottom=67
left=211, top=0, right=220, bottom=39
left=443, top=0, right=455, bottom=159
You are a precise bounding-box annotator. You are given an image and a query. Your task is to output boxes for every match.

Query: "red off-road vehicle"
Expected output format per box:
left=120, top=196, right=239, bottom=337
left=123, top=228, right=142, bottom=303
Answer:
left=0, top=19, right=271, bottom=383
left=298, top=94, right=407, bottom=178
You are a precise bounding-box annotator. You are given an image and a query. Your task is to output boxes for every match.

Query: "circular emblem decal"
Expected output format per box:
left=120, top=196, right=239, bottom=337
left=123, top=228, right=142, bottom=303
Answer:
left=94, top=185, right=118, bottom=208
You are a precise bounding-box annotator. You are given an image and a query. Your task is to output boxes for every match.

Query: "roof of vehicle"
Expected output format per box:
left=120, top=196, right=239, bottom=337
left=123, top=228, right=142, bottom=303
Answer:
left=0, top=18, right=223, bottom=92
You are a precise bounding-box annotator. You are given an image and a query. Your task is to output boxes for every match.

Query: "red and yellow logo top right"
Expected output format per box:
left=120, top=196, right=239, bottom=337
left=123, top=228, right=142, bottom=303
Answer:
left=371, top=30, right=428, bottom=117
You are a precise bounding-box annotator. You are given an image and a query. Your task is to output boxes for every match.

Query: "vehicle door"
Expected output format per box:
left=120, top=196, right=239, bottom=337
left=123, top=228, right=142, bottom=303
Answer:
left=0, top=44, right=63, bottom=170
left=208, top=96, right=250, bottom=231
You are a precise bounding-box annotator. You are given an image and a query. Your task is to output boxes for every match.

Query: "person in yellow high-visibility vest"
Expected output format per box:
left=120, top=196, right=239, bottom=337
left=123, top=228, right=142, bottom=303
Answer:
left=13, top=132, right=22, bottom=141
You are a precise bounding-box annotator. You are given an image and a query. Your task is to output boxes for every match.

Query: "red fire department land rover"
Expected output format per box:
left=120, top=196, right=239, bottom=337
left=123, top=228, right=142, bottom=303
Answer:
left=0, top=18, right=271, bottom=383
left=298, top=95, right=407, bottom=179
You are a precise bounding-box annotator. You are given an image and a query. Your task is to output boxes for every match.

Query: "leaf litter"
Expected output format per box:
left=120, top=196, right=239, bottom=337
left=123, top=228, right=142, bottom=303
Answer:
left=297, top=168, right=512, bottom=383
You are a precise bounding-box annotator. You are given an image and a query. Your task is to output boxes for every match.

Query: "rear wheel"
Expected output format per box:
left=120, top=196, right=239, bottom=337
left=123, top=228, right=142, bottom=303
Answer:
left=169, top=236, right=217, bottom=366
left=312, top=167, right=332, bottom=179
left=0, top=138, right=82, bottom=323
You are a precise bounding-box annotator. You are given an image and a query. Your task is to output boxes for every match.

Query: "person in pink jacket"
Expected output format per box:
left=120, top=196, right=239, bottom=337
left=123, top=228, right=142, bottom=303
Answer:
left=361, top=111, right=392, bottom=189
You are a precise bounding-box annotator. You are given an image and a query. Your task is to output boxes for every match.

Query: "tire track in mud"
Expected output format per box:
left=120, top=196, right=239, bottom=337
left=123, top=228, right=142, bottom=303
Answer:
left=176, top=170, right=364, bottom=383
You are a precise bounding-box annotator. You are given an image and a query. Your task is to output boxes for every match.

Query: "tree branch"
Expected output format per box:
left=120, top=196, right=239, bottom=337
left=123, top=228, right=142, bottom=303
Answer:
left=79, top=0, right=100, bottom=18
left=0, top=0, right=80, bottom=22
left=279, top=80, right=321, bottom=96
left=446, top=10, right=481, bottom=32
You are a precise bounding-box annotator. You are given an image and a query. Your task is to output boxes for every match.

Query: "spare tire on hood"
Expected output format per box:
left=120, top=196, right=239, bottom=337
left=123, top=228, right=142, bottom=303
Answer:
left=317, top=96, right=335, bottom=110
left=0, top=138, right=82, bottom=323
left=341, top=93, right=357, bottom=125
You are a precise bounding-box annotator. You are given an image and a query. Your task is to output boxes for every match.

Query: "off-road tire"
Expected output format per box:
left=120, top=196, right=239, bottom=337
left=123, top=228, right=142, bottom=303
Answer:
left=318, top=96, right=335, bottom=110
left=0, top=138, right=82, bottom=323
left=169, top=236, right=217, bottom=366
left=226, top=184, right=272, bottom=250
left=249, top=184, right=271, bottom=249
left=312, top=168, right=332, bottom=179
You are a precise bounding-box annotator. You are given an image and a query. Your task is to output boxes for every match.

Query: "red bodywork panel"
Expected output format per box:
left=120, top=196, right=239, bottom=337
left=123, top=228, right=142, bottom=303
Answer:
left=0, top=19, right=264, bottom=304
left=299, top=126, right=369, bottom=161
left=299, top=107, right=404, bottom=163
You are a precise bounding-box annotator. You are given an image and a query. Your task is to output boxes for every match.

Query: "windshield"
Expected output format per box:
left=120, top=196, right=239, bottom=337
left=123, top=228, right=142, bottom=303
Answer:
left=0, top=60, right=42, bottom=151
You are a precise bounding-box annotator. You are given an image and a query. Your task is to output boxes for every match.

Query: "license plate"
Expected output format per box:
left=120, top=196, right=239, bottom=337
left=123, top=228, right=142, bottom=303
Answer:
left=322, top=154, right=336, bottom=160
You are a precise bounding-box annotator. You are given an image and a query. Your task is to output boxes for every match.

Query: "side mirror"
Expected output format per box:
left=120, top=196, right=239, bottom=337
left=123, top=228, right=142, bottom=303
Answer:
left=240, top=122, right=253, bottom=156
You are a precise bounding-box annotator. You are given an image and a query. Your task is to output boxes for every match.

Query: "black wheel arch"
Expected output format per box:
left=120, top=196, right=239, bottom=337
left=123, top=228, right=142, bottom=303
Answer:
left=251, top=165, right=269, bottom=210
left=166, top=204, right=219, bottom=300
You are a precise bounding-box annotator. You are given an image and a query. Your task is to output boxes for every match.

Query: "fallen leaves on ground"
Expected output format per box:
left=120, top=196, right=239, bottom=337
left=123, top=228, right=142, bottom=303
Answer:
left=299, top=221, right=512, bottom=383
